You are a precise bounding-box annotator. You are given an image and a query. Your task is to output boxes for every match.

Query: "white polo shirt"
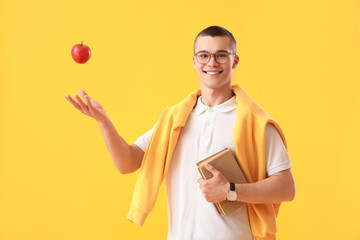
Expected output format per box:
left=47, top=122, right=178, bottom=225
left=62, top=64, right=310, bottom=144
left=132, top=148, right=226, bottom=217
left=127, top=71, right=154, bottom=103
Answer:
left=134, top=95, right=292, bottom=240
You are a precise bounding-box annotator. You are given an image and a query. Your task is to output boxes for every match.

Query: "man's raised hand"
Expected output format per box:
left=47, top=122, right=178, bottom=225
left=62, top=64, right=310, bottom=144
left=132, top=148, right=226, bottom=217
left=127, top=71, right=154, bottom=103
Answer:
left=64, top=89, right=108, bottom=123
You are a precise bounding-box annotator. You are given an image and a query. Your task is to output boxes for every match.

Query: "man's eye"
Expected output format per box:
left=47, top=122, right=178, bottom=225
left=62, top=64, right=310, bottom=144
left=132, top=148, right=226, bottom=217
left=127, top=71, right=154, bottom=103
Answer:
left=200, top=54, right=209, bottom=58
left=217, top=54, right=226, bottom=58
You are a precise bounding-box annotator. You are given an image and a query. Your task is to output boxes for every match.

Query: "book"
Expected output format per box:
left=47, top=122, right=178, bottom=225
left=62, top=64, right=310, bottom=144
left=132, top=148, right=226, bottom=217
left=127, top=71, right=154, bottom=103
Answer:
left=196, top=148, right=248, bottom=217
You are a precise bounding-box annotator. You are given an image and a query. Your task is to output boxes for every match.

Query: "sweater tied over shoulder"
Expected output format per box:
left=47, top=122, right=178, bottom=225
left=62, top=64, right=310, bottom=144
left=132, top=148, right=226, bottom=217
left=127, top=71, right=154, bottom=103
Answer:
left=126, top=84, right=287, bottom=240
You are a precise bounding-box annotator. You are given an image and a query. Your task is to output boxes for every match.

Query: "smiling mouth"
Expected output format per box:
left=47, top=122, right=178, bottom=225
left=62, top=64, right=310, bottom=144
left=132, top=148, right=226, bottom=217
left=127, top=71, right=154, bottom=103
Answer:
left=203, top=70, right=223, bottom=75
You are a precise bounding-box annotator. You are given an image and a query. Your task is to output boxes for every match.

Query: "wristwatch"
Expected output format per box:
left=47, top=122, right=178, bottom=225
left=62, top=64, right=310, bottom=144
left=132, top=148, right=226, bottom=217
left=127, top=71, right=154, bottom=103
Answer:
left=226, top=182, right=237, bottom=202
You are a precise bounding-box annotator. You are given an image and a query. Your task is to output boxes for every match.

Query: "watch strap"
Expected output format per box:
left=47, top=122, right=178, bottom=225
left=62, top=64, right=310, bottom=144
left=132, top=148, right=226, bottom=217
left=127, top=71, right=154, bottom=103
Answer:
left=230, top=182, right=235, bottom=191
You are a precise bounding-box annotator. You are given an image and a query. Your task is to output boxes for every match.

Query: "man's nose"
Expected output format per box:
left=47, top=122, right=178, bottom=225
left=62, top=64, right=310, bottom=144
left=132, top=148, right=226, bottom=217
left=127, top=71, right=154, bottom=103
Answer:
left=207, top=55, right=219, bottom=66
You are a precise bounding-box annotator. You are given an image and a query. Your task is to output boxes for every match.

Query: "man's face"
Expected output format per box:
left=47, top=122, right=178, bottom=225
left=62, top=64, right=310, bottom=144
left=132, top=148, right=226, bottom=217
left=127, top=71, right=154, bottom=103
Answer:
left=193, top=36, right=239, bottom=90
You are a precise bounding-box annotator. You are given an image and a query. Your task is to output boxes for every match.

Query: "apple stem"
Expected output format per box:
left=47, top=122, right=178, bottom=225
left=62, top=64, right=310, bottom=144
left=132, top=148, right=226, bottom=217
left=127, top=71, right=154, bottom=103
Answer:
left=81, top=41, right=83, bottom=45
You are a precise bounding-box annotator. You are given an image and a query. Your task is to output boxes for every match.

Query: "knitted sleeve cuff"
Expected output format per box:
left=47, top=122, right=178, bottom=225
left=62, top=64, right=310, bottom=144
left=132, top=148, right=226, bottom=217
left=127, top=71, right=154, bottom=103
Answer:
left=255, top=236, right=276, bottom=240
left=126, top=206, right=149, bottom=226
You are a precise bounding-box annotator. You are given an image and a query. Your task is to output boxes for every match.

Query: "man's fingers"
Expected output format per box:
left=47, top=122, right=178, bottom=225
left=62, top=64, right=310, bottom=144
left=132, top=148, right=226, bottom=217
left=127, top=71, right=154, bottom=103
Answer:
left=78, top=89, right=88, bottom=99
left=65, top=95, right=83, bottom=111
left=204, top=163, right=220, bottom=176
left=78, top=89, right=94, bottom=109
left=75, top=95, right=89, bottom=112
left=84, top=95, right=93, bottom=109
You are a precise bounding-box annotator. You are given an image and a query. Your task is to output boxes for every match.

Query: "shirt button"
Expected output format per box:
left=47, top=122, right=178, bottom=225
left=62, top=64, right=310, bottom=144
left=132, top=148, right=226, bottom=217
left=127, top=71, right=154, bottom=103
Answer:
left=209, top=108, right=214, bottom=112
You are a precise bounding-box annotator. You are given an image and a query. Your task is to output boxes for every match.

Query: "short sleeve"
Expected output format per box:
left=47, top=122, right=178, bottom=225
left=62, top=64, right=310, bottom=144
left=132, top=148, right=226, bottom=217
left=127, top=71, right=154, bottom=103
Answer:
left=265, top=123, right=292, bottom=176
left=133, top=123, right=157, bottom=152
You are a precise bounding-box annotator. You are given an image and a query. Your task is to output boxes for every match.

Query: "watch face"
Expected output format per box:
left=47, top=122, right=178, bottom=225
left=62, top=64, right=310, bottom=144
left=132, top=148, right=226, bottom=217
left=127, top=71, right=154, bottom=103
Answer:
left=226, top=191, right=237, bottom=201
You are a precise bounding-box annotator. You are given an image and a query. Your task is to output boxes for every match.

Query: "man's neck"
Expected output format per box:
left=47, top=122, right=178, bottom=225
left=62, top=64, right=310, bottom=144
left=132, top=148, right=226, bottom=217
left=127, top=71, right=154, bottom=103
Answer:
left=199, top=84, right=235, bottom=107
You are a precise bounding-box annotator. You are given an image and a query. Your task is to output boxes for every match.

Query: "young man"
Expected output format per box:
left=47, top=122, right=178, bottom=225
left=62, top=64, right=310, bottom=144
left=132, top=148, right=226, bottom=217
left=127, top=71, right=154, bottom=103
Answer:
left=65, top=26, right=295, bottom=240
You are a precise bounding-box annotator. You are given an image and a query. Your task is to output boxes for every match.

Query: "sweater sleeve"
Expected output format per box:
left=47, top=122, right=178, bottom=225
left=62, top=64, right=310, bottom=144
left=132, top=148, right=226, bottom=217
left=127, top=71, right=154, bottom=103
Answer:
left=126, top=107, right=175, bottom=226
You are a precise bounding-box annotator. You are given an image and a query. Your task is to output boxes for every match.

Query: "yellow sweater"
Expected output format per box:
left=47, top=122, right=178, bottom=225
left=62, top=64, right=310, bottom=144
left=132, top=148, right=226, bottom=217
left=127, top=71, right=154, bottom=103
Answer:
left=127, top=84, right=288, bottom=240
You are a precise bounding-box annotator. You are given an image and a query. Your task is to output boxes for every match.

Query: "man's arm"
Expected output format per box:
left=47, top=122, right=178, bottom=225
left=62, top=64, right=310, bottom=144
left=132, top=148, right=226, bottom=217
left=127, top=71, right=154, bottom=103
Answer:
left=234, top=168, right=295, bottom=204
left=64, top=89, right=144, bottom=174
left=98, top=118, right=144, bottom=174
left=198, top=164, right=295, bottom=204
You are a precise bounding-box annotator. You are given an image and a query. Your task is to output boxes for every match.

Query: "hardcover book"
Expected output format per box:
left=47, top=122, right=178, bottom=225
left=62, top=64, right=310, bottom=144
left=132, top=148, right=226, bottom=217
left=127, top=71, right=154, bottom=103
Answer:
left=196, top=148, right=248, bottom=217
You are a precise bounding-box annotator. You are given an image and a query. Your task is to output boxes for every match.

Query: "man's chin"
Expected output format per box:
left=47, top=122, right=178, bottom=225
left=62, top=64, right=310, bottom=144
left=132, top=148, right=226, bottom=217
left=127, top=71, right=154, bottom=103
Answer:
left=199, top=80, right=232, bottom=91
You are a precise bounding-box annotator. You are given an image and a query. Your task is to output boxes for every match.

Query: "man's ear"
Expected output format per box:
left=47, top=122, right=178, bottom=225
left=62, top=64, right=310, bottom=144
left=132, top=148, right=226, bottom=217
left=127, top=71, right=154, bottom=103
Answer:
left=193, top=56, right=196, bottom=68
left=232, top=55, right=240, bottom=69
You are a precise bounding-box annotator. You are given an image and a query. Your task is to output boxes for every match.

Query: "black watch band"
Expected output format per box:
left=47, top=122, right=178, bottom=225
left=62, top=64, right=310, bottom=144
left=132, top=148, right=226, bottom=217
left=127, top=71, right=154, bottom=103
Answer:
left=230, top=182, right=235, bottom=191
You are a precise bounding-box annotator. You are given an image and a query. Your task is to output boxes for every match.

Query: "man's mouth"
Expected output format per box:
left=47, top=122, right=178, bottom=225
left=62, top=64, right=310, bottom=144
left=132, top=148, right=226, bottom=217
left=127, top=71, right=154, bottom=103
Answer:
left=203, top=70, right=223, bottom=75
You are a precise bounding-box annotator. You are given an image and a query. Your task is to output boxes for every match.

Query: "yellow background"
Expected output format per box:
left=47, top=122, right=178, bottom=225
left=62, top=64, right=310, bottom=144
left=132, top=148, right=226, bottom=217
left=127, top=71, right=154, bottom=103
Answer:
left=1, top=0, right=359, bottom=239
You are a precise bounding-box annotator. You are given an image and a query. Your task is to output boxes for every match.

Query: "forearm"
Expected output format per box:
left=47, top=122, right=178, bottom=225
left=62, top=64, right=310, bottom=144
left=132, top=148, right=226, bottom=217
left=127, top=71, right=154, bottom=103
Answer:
left=235, top=169, right=295, bottom=204
left=97, top=117, right=140, bottom=174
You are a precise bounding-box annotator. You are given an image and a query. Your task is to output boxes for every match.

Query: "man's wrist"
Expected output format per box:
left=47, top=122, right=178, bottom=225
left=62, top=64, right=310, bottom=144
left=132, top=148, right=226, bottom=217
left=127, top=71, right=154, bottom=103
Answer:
left=234, top=183, right=248, bottom=202
left=97, top=116, right=110, bottom=126
left=224, top=181, right=230, bottom=201
left=225, top=182, right=238, bottom=202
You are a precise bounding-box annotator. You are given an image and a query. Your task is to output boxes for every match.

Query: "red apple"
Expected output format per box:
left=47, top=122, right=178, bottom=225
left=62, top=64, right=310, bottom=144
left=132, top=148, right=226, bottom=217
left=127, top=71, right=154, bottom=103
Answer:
left=71, top=41, right=91, bottom=64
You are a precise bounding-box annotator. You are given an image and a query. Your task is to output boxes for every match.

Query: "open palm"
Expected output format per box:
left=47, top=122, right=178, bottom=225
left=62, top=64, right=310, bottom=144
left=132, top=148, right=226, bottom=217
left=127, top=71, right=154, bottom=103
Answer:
left=64, top=89, right=108, bottom=123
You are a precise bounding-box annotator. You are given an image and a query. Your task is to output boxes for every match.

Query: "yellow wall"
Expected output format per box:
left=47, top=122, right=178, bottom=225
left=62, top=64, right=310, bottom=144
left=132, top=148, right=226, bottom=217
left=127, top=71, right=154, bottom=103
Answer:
left=1, top=0, right=359, bottom=239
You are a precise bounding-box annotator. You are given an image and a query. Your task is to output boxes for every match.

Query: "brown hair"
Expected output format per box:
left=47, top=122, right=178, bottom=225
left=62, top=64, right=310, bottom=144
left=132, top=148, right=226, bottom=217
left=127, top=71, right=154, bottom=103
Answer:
left=193, top=25, right=237, bottom=54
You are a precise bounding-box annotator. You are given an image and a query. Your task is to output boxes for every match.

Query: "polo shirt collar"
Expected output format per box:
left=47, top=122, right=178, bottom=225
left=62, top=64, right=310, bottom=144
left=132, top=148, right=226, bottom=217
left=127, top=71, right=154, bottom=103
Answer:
left=194, top=95, right=237, bottom=116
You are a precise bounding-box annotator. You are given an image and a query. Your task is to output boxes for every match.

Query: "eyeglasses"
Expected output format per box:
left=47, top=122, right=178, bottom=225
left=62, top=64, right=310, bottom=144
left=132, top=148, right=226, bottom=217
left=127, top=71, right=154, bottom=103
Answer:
left=194, top=51, right=236, bottom=64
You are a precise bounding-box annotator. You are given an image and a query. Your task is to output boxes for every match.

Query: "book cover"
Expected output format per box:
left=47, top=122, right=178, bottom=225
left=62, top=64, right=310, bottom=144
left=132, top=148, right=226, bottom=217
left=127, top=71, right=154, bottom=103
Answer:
left=196, top=148, right=248, bottom=217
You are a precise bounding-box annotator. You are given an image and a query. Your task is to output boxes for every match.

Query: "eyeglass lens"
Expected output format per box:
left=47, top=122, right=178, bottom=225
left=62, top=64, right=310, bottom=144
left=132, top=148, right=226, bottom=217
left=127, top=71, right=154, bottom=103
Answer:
left=196, top=52, right=230, bottom=64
